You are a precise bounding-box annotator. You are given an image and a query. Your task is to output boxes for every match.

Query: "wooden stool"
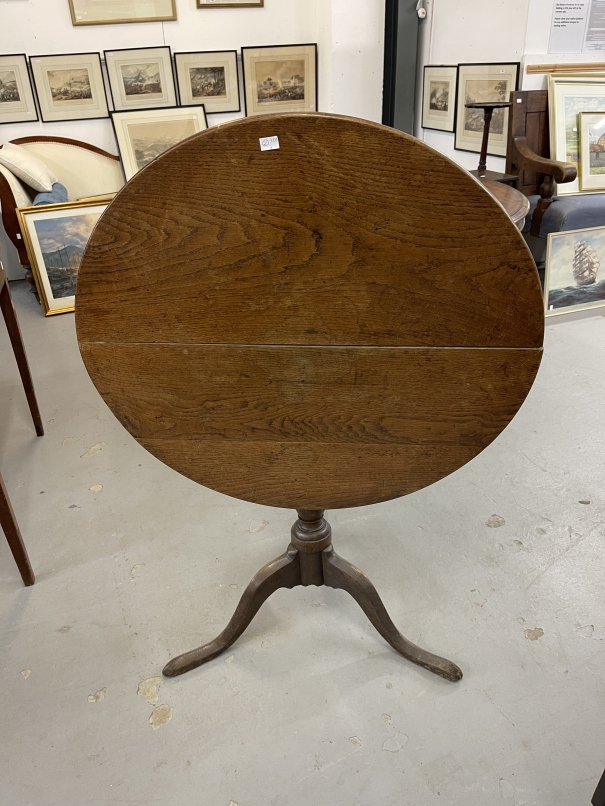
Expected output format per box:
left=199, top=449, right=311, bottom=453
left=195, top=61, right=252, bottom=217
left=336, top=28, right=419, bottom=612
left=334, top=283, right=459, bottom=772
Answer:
left=1, top=261, right=43, bottom=586
left=75, top=113, right=544, bottom=681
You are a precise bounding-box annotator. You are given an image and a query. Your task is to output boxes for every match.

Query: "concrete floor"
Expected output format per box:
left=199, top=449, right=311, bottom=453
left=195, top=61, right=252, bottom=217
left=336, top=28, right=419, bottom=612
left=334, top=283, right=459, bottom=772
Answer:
left=1, top=280, right=603, bottom=806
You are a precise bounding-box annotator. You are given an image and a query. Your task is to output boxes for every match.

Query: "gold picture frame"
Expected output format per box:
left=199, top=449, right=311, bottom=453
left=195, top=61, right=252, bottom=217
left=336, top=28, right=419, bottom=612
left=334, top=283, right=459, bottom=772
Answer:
left=69, top=0, right=176, bottom=25
left=17, top=199, right=109, bottom=316
left=579, top=111, right=605, bottom=192
left=197, top=0, right=263, bottom=7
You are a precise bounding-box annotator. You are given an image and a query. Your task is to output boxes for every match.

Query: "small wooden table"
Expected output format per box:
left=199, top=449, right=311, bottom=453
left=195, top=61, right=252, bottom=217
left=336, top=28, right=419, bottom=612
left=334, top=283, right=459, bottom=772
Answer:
left=76, top=113, right=544, bottom=682
left=482, top=179, right=530, bottom=230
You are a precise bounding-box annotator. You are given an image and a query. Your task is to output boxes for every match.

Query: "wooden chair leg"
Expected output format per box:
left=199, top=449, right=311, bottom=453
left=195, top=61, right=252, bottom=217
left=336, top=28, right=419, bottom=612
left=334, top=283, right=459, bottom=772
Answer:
left=0, top=277, right=44, bottom=436
left=0, top=470, right=34, bottom=586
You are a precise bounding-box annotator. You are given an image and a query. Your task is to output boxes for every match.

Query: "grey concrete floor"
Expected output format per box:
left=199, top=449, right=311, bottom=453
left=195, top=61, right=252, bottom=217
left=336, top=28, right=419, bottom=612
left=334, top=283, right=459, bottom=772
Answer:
left=0, top=280, right=603, bottom=806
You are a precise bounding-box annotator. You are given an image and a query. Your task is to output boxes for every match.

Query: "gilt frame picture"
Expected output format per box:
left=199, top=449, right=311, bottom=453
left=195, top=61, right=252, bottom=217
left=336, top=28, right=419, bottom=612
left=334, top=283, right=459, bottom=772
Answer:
left=174, top=50, right=240, bottom=113
left=579, top=111, right=605, bottom=191
left=111, top=105, right=208, bottom=180
left=29, top=52, right=108, bottom=122
left=545, top=225, right=605, bottom=316
left=17, top=199, right=109, bottom=315
left=454, top=62, right=520, bottom=157
left=68, top=0, right=176, bottom=25
left=241, top=43, right=317, bottom=117
left=422, top=65, right=457, bottom=132
left=0, top=54, right=38, bottom=124
left=104, top=46, right=176, bottom=111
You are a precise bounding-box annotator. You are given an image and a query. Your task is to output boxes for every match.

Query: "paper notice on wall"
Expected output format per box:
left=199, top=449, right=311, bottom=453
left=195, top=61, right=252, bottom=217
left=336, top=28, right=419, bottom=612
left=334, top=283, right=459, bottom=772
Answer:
left=549, top=0, right=605, bottom=52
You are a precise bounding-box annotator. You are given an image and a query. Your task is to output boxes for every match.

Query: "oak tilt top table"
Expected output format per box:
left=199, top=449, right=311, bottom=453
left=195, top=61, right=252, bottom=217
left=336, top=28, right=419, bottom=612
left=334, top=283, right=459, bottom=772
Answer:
left=76, top=113, right=544, bottom=682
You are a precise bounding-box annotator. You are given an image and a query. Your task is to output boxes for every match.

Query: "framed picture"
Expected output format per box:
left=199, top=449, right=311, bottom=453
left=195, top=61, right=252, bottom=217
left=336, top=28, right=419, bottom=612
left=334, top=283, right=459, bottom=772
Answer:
left=104, top=47, right=176, bottom=111
left=29, top=52, right=108, bottom=122
left=545, top=225, right=605, bottom=316
left=17, top=199, right=108, bottom=316
left=549, top=74, right=605, bottom=195
left=197, top=0, right=263, bottom=6
left=579, top=111, right=605, bottom=191
left=422, top=65, right=457, bottom=132
left=111, top=105, right=208, bottom=180
left=0, top=54, right=38, bottom=124
left=241, top=43, right=317, bottom=117
left=454, top=62, right=520, bottom=157
left=174, top=50, right=240, bottom=113
left=68, top=0, right=176, bottom=25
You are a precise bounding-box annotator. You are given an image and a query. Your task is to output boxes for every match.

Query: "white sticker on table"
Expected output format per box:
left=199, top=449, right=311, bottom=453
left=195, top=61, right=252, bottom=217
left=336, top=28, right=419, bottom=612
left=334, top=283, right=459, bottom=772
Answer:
left=260, top=136, right=280, bottom=152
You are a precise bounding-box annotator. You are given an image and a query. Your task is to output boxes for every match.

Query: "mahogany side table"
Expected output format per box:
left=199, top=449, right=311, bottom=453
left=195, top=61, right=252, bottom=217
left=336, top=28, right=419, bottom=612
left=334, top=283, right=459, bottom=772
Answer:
left=75, top=113, right=544, bottom=682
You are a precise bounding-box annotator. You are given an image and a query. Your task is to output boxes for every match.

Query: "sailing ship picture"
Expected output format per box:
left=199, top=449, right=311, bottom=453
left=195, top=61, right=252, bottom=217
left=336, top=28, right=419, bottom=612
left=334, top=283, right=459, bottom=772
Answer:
left=545, top=225, right=605, bottom=315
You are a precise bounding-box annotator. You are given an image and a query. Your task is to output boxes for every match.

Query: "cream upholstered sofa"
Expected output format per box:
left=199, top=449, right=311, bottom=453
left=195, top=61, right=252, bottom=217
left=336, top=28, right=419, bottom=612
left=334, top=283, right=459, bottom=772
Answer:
left=0, top=136, right=125, bottom=289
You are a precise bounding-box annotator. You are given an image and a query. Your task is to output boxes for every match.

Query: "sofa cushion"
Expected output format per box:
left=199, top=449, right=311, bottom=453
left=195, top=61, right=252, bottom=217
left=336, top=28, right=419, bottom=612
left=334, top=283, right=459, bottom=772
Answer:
left=523, top=193, right=605, bottom=237
left=0, top=142, right=58, bottom=192
left=33, top=182, right=69, bottom=206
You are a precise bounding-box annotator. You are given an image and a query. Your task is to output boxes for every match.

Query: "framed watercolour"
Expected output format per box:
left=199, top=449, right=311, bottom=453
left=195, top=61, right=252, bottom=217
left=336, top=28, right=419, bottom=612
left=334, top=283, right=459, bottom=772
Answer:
left=579, top=111, right=605, bottom=191
left=17, top=199, right=108, bottom=315
left=68, top=0, right=176, bottom=25
left=111, top=105, right=208, bottom=180
left=104, top=47, right=176, bottom=111
left=545, top=226, right=605, bottom=316
left=422, top=65, right=457, bottom=132
left=241, top=43, right=317, bottom=117
left=29, top=52, right=108, bottom=122
left=454, top=62, right=519, bottom=157
left=175, top=50, right=240, bottom=113
left=197, top=0, right=263, bottom=6
left=0, top=54, right=38, bottom=124
left=549, top=74, right=605, bottom=195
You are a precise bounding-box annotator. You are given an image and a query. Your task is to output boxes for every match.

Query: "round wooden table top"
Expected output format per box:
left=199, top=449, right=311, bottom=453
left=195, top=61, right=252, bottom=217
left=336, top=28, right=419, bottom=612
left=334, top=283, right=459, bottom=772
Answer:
left=76, top=113, right=544, bottom=510
left=481, top=179, right=531, bottom=230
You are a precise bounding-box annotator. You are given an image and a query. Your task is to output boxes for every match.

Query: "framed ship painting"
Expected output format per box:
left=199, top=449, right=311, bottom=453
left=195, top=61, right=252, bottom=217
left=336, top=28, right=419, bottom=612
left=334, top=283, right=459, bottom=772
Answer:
left=545, top=225, right=605, bottom=316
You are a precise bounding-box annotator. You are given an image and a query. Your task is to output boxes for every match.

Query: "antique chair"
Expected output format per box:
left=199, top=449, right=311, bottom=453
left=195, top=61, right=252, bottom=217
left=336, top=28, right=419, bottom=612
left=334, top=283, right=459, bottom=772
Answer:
left=0, top=136, right=125, bottom=290
left=505, top=88, right=605, bottom=267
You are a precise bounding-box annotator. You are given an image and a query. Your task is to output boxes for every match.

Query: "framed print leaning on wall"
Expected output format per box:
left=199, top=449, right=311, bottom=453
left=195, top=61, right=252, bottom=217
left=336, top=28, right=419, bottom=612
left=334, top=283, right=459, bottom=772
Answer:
left=111, top=105, right=208, bottom=180
left=549, top=74, right=605, bottom=195
left=197, top=0, right=263, bottom=5
left=0, top=54, right=38, bottom=124
left=29, top=52, right=108, bottom=122
left=17, top=199, right=108, bottom=315
left=455, top=62, right=519, bottom=157
left=175, top=50, right=240, bottom=113
left=241, top=44, right=317, bottom=116
left=545, top=225, right=605, bottom=316
left=69, top=0, right=176, bottom=25
left=422, top=65, right=457, bottom=132
left=578, top=111, right=605, bottom=191
left=105, top=47, right=176, bottom=111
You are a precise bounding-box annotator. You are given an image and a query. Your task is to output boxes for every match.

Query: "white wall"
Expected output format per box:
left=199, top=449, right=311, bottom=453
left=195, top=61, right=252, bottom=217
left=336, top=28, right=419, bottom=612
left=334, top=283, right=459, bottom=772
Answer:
left=0, top=0, right=385, bottom=278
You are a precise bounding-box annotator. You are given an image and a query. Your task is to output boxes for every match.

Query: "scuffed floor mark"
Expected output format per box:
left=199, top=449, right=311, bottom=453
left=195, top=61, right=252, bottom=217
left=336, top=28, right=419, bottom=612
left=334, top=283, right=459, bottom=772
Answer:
left=382, top=732, right=408, bottom=753
left=89, top=484, right=103, bottom=492
left=536, top=527, right=547, bottom=535
left=138, top=676, right=162, bottom=705
left=88, top=688, right=106, bottom=703
left=382, top=713, right=391, bottom=723
left=577, top=624, right=594, bottom=638
left=58, top=625, right=72, bottom=633
left=386, top=681, right=393, bottom=689
left=80, top=442, right=106, bottom=459
left=150, top=704, right=172, bottom=730
left=349, top=736, right=362, bottom=747
left=229, top=801, right=238, bottom=806
left=578, top=499, right=591, bottom=505
left=229, top=583, right=238, bottom=589
left=512, top=540, right=528, bottom=552
left=62, top=437, right=80, bottom=446
left=20, top=669, right=31, bottom=679
left=486, top=515, right=505, bottom=528
left=470, top=588, right=486, bottom=607
left=525, top=628, right=544, bottom=641
left=68, top=504, right=80, bottom=509
left=130, top=564, right=145, bottom=581
left=225, top=655, right=234, bottom=664
left=499, top=778, right=515, bottom=799
left=249, top=519, right=269, bottom=533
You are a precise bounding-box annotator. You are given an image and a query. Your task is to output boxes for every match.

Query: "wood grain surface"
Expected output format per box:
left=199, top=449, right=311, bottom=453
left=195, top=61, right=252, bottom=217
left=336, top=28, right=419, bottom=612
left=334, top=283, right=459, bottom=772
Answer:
left=76, top=113, right=544, bottom=510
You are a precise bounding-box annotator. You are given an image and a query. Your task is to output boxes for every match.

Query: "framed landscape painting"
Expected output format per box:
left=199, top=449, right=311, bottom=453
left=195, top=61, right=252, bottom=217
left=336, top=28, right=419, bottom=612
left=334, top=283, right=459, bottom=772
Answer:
left=105, top=47, right=176, bottom=111
left=17, top=199, right=108, bottom=315
left=454, top=62, right=519, bottom=156
left=69, top=0, right=176, bottom=25
left=422, top=65, right=457, bottom=132
left=550, top=74, right=605, bottom=195
left=175, top=50, right=240, bottom=113
left=0, top=54, right=38, bottom=124
left=111, top=105, right=208, bottom=180
left=29, top=52, right=108, bottom=122
left=241, top=43, right=317, bottom=116
left=545, top=225, right=605, bottom=316
left=579, top=111, right=605, bottom=191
